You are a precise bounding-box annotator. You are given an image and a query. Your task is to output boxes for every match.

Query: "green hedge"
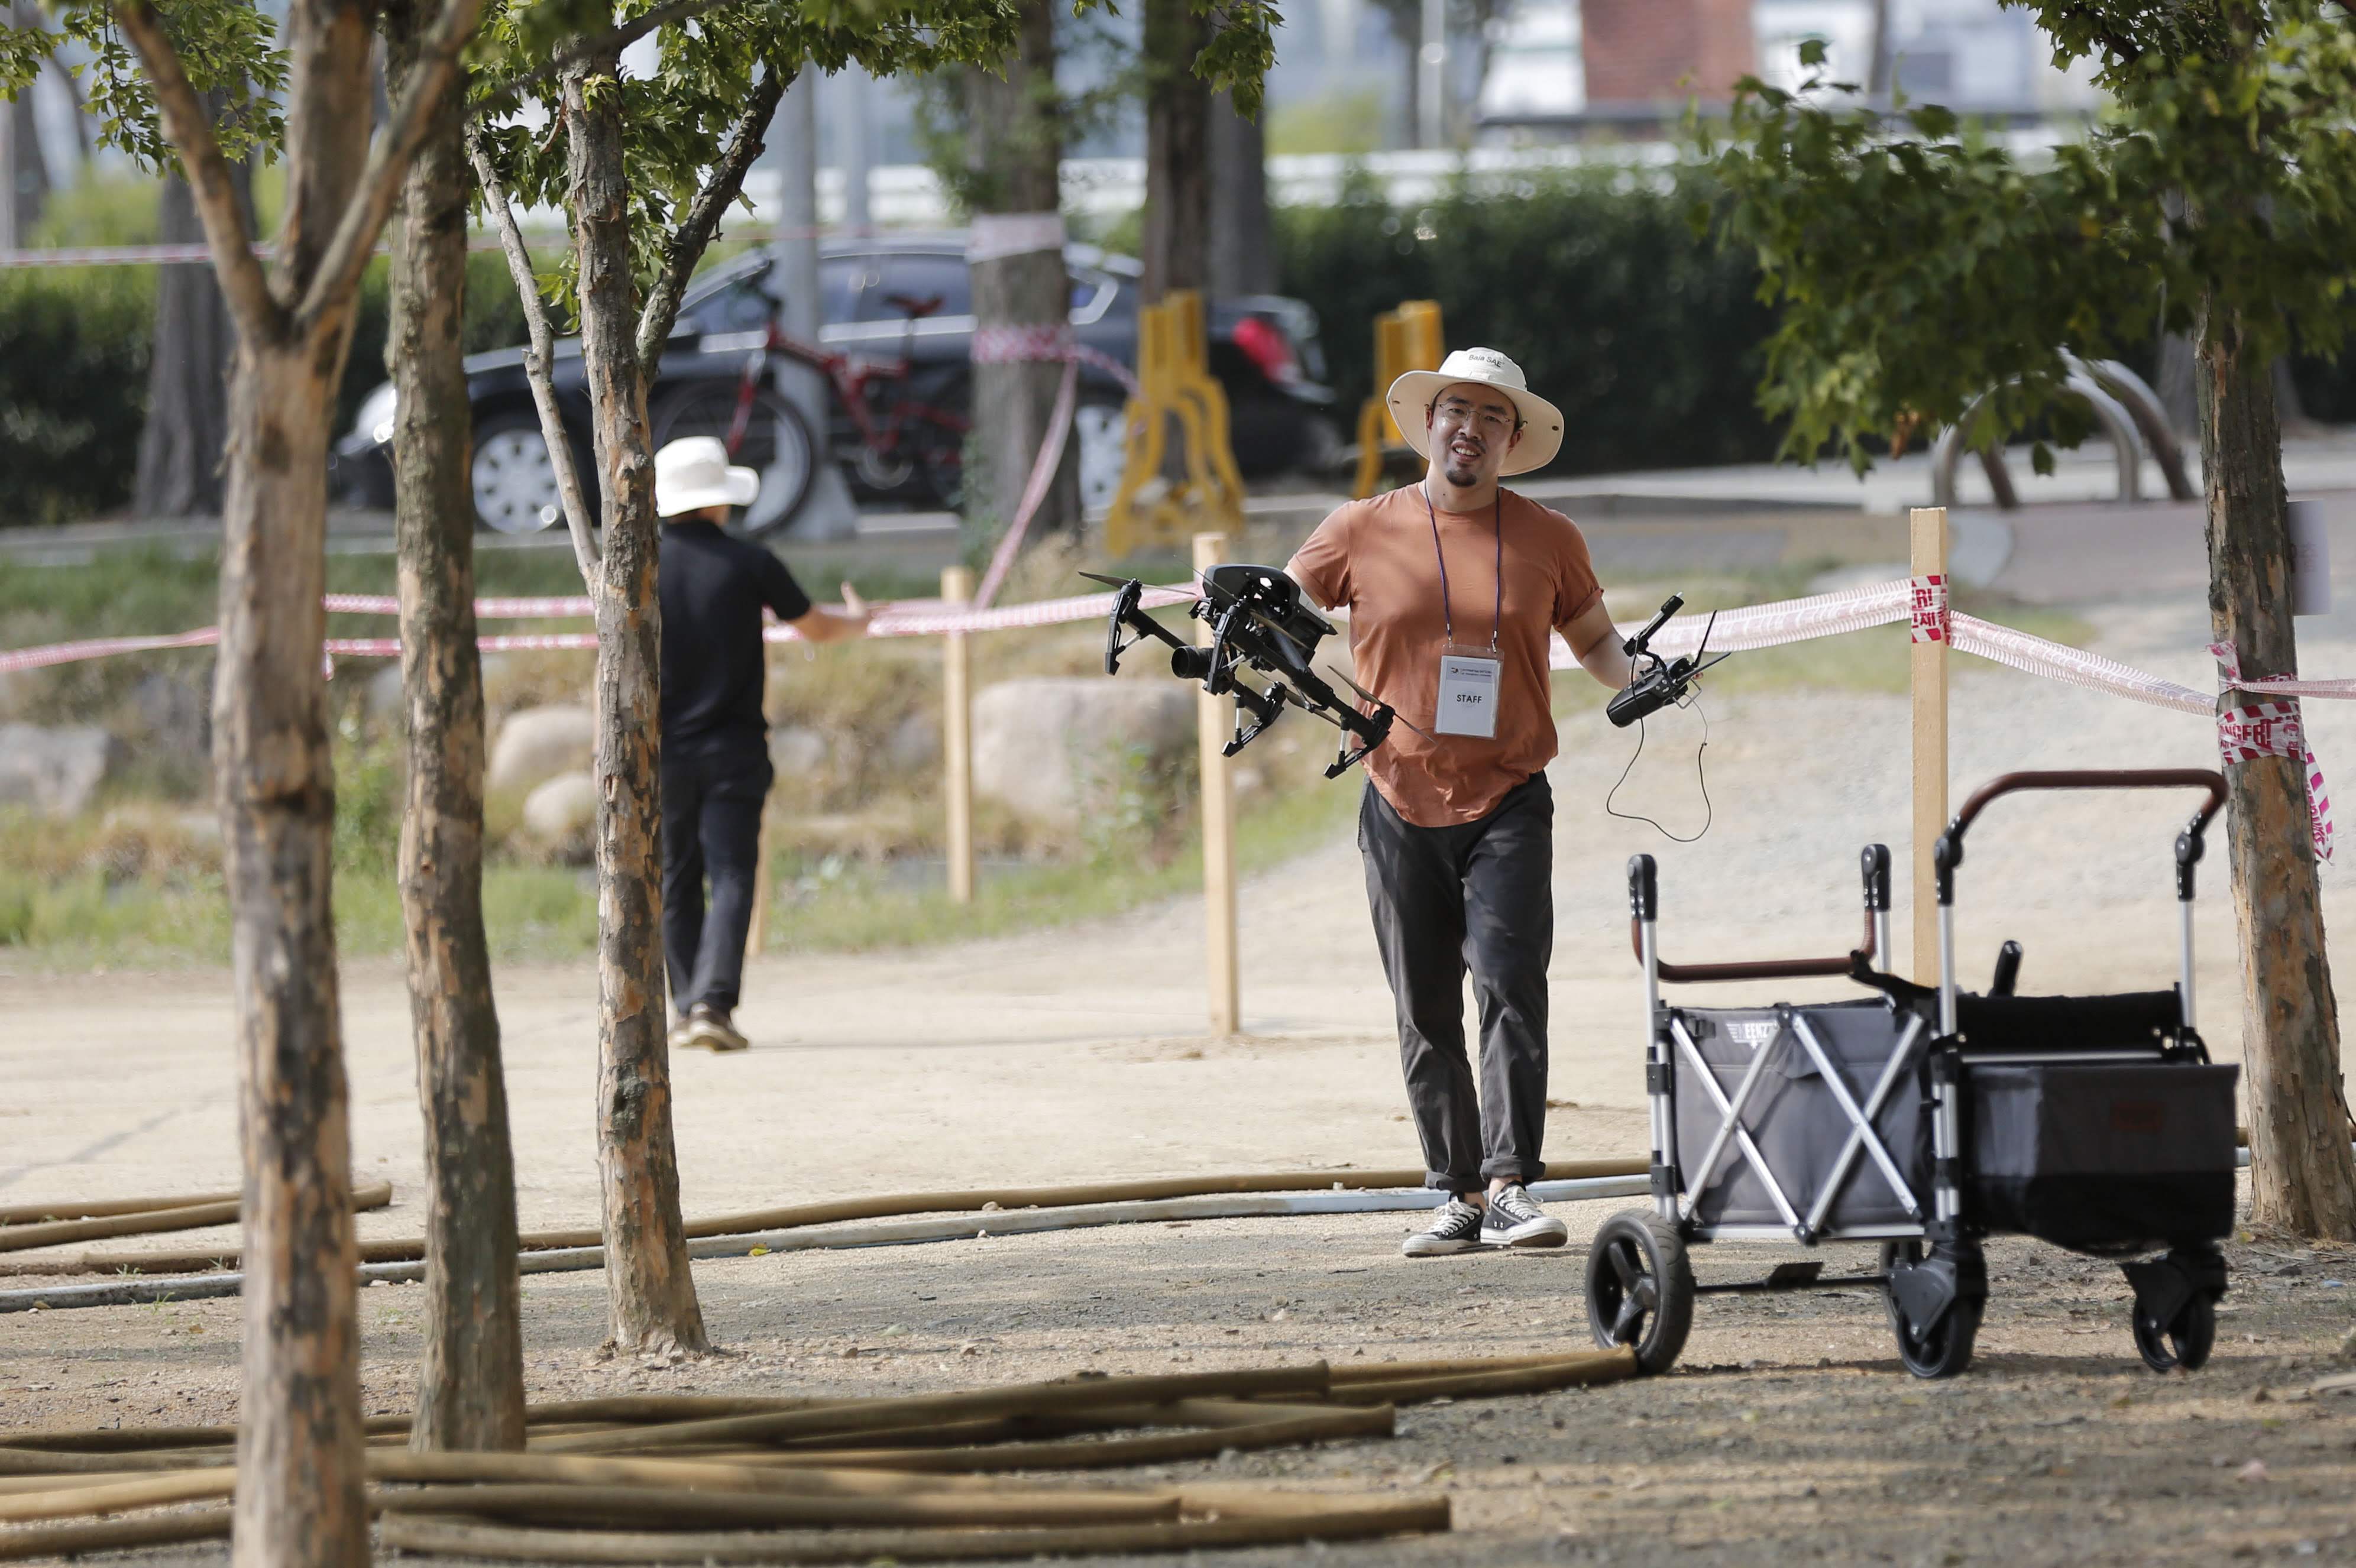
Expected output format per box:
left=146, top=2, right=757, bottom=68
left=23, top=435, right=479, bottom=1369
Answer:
left=1276, top=167, right=1784, bottom=475
left=0, top=268, right=156, bottom=526
left=0, top=251, right=527, bottom=524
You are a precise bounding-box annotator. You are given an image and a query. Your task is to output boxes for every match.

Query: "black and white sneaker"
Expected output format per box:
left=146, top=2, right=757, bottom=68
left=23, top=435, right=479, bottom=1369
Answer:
left=1401, top=1197, right=1486, bottom=1258
left=1480, top=1183, right=1569, bottom=1248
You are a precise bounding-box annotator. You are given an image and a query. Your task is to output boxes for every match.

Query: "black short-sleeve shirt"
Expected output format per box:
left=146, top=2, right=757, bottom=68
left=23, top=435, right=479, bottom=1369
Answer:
left=658, top=520, right=814, bottom=744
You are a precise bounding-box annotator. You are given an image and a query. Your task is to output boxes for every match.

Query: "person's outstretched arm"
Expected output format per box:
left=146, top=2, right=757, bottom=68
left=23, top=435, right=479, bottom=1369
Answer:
left=791, top=584, right=872, bottom=644
left=1562, top=598, right=1635, bottom=691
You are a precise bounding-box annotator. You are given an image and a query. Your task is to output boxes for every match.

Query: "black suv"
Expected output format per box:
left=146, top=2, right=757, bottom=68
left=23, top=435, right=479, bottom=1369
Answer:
left=335, top=233, right=1338, bottom=532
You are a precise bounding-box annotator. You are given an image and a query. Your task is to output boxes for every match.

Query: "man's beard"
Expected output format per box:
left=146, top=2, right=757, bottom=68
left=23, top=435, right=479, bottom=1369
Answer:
left=1444, top=457, right=1480, bottom=488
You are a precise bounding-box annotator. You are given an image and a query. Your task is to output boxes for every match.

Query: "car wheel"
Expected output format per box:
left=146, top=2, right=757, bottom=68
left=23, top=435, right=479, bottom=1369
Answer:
left=1075, top=396, right=1130, bottom=516
left=471, top=409, right=570, bottom=534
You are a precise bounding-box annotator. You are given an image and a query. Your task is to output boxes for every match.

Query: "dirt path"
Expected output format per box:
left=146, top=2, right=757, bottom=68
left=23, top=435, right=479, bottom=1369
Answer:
left=1, top=587, right=2352, bottom=1563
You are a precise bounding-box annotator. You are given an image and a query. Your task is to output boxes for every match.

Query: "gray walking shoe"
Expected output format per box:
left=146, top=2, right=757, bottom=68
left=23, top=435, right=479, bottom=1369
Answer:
left=1480, top=1183, right=1568, bottom=1248
left=1402, top=1196, right=1486, bottom=1258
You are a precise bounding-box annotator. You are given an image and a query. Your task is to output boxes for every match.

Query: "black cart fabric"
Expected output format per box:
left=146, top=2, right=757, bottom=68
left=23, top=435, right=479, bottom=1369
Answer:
left=1964, top=1061, right=2238, bottom=1251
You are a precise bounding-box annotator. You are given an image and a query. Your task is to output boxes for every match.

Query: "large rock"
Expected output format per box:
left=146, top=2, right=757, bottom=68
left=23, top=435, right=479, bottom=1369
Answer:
left=769, top=725, right=829, bottom=777
left=0, top=724, right=126, bottom=817
left=521, top=770, right=599, bottom=843
left=971, top=678, right=1194, bottom=827
left=489, top=704, right=593, bottom=795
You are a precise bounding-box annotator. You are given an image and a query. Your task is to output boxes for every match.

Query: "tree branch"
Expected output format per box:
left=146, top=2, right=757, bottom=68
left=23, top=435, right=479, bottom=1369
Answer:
left=110, top=0, right=279, bottom=341
left=297, top=0, right=487, bottom=330
left=470, top=0, right=747, bottom=122
left=467, top=127, right=603, bottom=591
left=633, top=64, right=788, bottom=366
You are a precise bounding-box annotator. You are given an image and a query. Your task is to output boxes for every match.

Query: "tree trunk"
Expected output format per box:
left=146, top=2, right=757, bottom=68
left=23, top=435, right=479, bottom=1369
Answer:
left=385, top=0, right=526, bottom=1450
left=2198, top=296, right=2356, bottom=1242
left=136, top=109, right=252, bottom=519
left=563, top=56, right=708, bottom=1354
left=964, top=0, right=1077, bottom=542
left=220, top=336, right=370, bottom=1567
left=1141, top=0, right=1209, bottom=304
left=1207, top=86, right=1274, bottom=298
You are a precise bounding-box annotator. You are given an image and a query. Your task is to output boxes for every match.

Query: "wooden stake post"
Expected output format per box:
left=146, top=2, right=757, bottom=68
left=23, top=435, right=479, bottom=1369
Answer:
left=1193, top=533, right=1241, bottom=1038
left=1910, top=506, right=1949, bottom=985
left=942, top=566, right=976, bottom=905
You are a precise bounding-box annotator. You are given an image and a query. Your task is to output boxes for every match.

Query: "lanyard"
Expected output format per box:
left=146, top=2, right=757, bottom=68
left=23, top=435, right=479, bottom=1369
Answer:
left=1421, top=483, right=1503, bottom=653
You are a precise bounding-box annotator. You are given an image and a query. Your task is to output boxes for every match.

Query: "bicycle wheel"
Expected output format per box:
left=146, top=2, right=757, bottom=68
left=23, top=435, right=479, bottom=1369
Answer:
left=653, top=381, right=816, bottom=537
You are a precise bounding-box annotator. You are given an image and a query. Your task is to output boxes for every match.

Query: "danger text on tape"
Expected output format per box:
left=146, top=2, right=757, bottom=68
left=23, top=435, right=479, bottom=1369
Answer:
left=1910, top=574, right=1950, bottom=645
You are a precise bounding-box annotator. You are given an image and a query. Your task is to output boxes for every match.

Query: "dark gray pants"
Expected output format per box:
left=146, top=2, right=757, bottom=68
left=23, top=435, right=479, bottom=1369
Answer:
left=1359, top=773, right=1553, bottom=1193
left=662, top=729, right=773, bottom=1016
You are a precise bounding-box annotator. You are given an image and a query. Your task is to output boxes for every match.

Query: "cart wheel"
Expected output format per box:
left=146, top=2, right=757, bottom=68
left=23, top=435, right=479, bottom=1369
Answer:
left=1585, top=1211, right=1694, bottom=1375
left=1881, top=1240, right=1982, bottom=1380
left=2132, top=1293, right=2216, bottom=1373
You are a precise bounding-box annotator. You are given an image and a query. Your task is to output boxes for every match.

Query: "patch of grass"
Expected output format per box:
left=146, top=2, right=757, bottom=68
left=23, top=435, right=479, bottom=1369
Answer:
left=756, top=775, right=1362, bottom=955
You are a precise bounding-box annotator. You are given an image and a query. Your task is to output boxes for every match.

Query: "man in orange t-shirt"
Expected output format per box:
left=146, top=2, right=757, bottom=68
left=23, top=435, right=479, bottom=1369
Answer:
left=1288, top=347, right=1635, bottom=1257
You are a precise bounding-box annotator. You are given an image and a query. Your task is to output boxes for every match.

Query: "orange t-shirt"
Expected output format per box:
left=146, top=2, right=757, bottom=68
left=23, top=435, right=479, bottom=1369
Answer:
left=1288, top=485, right=1603, bottom=828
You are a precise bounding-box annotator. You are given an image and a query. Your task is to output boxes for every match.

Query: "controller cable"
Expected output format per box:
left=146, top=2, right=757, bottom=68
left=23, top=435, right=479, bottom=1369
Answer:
left=1604, top=691, right=1713, bottom=843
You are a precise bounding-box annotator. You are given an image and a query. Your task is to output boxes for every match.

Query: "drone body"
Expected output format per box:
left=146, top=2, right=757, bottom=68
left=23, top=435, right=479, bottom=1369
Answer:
left=1087, top=565, right=1396, bottom=779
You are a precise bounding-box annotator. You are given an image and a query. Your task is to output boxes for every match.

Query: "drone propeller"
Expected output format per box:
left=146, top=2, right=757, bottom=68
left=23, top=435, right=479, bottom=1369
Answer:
left=1077, top=569, right=1134, bottom=590
left=1323, top=665, right=1437, bottom=743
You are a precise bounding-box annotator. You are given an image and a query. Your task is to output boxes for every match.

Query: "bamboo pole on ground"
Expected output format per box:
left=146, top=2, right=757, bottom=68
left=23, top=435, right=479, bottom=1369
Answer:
left=0, top=1504, right=232, bottom=1561
left=375, top=1494, right=1452, bottom=1565
left=0, top=1181, right=391, bottom=1254
left=1911, top=506, right=1950, bottom=986
left=1192, top=532, right=1240, bottom=1038
left=51, top=1157, right=1648, bottom=1276
left=941, top=565, right=976, bottom=905
left=744, top=1404, right=1395, bottom=1474
left=371, top=1482, right=1180, bottom=1530
left=536, top=1363, right=1331, bottom=1455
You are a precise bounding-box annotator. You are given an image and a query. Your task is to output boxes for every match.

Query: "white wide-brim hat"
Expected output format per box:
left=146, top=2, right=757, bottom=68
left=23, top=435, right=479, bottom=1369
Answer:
left=655, top=435, right=762, bottom=517
left=1386, top=347, right=1565, bottom=477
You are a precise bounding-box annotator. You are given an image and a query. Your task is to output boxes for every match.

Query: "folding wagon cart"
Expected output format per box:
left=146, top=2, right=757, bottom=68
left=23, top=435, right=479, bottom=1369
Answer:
left=1584, top=769, right=2241, bottom=1379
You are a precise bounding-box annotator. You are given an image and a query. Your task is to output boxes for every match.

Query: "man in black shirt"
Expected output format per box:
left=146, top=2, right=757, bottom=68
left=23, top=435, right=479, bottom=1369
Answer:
left=656, top=437, right=870, bottom=1052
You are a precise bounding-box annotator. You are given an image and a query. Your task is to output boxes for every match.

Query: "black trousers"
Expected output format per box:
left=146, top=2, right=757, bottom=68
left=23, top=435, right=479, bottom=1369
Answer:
left=1358, top=772, right=1554, bottom=1193
left=661, top=729, right=774, bottom=1016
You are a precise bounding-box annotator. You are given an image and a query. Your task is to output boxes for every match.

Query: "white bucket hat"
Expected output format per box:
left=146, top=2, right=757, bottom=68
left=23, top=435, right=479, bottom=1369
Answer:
left=655, top=436, right=762, bottom=518
left=1386, top=347, right=1565, bottom=477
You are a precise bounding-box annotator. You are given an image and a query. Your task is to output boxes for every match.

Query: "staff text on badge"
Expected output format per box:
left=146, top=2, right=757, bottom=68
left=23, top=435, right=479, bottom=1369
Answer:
left=1435, top=650, right=1501, bottom=738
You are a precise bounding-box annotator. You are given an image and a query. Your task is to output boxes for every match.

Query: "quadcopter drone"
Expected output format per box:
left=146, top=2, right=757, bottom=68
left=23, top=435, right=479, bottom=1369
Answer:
left=1084, top=564, right=1396, bottom=778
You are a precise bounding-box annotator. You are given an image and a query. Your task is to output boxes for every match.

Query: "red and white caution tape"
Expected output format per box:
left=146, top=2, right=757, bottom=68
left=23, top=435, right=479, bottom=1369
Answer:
left=323, top=593, right=597, bottom=619
left=0, top=626, right=223, bottom=675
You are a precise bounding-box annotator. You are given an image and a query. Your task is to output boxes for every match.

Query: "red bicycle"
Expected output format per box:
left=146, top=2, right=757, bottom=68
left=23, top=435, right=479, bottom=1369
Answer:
left=651, top=290, right=969, bottom=536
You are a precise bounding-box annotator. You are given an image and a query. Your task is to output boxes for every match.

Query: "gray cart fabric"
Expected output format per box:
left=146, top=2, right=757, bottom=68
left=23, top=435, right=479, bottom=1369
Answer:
left=1672, top=1000, right=1923, bottom=1230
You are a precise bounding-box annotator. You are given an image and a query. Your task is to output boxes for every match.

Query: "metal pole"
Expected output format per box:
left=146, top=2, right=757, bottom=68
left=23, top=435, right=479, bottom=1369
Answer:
left=1910, top=506, right=1949, bottom=984
left=775, top=69, right=859, bottom=539
left=1418, top=0, right=1446, bottom=150
left=1194, top=532, right=1241, bottom=1038
left=839, top=68, right=873, bottom=237
left=941, top=565, right=976, bottom=905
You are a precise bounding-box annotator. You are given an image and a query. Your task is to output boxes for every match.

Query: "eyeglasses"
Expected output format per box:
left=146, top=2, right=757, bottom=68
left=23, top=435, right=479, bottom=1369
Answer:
left=1431, top=397, right=1519, bottom=438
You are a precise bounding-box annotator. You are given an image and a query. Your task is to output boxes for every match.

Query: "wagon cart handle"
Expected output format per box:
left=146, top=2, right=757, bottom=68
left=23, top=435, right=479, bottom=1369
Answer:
left=1933, top=769, right=2228, bottom=906
left=1627, top=846, right=1887, bottom=984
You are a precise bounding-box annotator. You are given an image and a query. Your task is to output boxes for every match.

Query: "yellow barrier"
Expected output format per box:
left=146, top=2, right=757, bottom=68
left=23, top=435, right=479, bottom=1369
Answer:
left=1352, top=299, right=1444, bottom=498
left=1102, top=290, right=1246, bottom=558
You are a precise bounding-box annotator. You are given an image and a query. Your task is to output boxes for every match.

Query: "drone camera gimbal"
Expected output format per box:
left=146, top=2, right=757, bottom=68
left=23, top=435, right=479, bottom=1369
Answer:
left=1088, top=565, right=1396, bottom=779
